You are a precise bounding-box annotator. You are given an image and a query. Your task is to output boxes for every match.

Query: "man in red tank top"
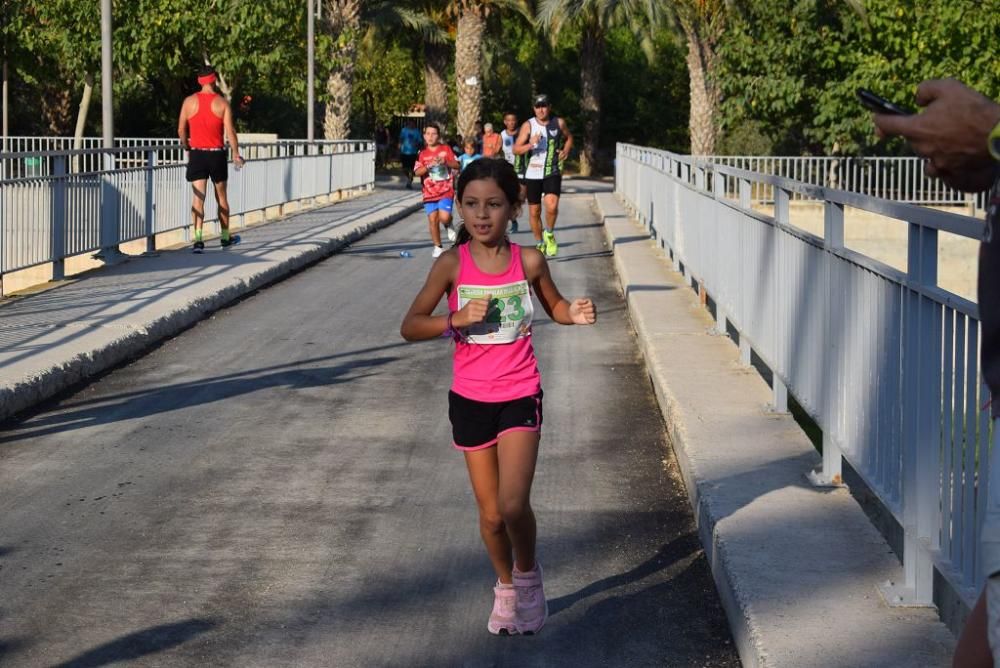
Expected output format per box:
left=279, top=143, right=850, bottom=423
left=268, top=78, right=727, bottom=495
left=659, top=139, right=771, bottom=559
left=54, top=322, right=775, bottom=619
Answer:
left=177, top=65, right=245, bottom=252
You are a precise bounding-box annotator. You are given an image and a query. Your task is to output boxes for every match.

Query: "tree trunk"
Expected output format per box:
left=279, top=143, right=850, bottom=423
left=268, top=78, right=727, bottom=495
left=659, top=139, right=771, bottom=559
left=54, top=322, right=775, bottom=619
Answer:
left=323, top=0, right=362, bottom=140
left=72, top=72, right=94, bottom=173
left=579, top=22, right=605, bottom=177
left=424, top=42, right=450, bottom=134
left=683, top=22, right=720, bottom=156
left=203, top=51, right=233, bottom=102
left=454, top=5, right=484, bottom=140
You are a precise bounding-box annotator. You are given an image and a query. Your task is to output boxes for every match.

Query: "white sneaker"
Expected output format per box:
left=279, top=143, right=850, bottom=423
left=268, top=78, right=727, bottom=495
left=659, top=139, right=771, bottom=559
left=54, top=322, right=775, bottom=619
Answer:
left=432, top=245, right=445, bottom=258
left=446, top=224, right=457, bottom=243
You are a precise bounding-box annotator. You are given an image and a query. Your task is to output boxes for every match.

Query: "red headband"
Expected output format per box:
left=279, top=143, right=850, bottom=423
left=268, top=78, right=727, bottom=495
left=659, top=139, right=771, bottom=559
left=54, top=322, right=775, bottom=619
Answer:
left=197, top=73, right=217, bottom=86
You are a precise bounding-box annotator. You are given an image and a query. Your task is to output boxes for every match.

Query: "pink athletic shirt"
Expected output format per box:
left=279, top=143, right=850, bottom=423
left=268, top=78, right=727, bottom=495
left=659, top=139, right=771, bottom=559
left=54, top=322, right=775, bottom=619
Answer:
left=448, top=242, right=541, bottom=402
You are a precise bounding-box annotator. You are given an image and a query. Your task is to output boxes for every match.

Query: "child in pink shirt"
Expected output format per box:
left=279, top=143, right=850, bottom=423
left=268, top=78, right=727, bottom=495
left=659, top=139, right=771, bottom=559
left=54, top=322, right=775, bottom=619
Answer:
left=401, top=158, right=596, bottom=636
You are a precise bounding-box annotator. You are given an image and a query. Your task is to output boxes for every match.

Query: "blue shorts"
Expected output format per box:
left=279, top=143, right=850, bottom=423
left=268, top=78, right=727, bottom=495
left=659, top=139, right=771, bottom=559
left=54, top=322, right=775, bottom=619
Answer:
left=424, top=198, right=454, bottom=216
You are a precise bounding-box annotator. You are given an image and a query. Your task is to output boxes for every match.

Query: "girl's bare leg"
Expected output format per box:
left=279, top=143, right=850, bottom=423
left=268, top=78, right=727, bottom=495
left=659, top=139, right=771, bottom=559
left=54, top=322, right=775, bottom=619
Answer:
left=496, top=430, right=540, bottom=572
left=465, top=448, right=514, bottom=584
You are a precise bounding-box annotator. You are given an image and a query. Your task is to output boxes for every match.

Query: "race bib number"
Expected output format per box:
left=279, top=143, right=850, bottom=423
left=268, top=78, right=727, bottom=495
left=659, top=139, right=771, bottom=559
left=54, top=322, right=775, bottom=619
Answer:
left=427, top=163, right=450, bottom=181
left=456, top=281, right=533, bottom=344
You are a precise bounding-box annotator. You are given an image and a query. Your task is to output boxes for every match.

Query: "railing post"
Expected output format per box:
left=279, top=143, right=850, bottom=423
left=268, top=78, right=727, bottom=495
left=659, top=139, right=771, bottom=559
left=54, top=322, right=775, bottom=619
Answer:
left=144, top=150, right=156, bottom=253
left=808, top=198, right=846, bottom=487
left=878, top=220, right=940, bottom=607
left=95, top=151, right=125, bottom=264
left=52, top=155, right=67, bottom=280
left=739, top=177, right=751, bottom=209
left=769, top=186, right=791, bottom=413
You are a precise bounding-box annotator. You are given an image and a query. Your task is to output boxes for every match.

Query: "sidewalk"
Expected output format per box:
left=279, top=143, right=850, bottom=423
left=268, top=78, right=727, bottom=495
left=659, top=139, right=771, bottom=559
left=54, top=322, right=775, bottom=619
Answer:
left=595, top=192, right=956, bottom=667
left=0, top=186, right=421, bottom=423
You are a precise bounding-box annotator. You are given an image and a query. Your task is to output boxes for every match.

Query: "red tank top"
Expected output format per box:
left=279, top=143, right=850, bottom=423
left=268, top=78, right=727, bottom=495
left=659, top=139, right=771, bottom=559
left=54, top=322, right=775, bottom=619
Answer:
left=188, top=93, right=224, bottom=149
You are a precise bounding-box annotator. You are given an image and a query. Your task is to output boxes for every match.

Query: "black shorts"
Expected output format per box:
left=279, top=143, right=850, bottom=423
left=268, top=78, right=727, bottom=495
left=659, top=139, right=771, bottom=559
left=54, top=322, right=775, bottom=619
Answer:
left=524, top=174, right=562, bottom=204
left=186, top=150, right=228, bottom=183
left=449, top=390, right=543, bottom=451
left=401, top=154, right=418, bottom=172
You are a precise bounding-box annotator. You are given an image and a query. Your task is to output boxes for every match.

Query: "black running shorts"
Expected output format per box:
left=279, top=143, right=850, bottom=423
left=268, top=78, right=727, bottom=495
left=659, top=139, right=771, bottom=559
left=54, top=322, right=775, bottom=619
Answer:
left=448, top=390, right=543, bottom=451
left=524, top=174, right=562, bottom=204
left=186, top=150, right=228, bottom=183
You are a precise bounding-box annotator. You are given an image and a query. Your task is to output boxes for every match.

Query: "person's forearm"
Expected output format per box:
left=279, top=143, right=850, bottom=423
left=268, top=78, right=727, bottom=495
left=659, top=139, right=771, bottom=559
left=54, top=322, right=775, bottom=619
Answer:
left=178, top=129, right=188, bottom=149
left=228, top=130, right=241, bottom=158
left=550, top=299, right=574, bottom=325
left=401, top=314, right=449, bottom=341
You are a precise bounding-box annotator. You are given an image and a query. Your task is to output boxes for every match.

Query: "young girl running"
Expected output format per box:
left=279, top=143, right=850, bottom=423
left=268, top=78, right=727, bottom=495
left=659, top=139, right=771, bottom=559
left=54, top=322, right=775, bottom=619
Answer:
left=400, top=158, right=596, bottom=635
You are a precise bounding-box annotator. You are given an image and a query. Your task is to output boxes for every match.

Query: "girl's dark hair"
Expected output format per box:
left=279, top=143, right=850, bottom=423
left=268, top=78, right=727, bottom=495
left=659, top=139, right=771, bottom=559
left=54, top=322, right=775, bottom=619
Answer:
left=197, top=65, right=216, bottom=77
left=454, top=158, right=522, bottom=246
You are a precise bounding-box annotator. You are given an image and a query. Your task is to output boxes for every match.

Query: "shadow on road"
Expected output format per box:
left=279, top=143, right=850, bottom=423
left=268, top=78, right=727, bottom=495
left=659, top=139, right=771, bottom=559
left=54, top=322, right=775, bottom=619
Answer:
left=52, top=618, right=217, bottom=668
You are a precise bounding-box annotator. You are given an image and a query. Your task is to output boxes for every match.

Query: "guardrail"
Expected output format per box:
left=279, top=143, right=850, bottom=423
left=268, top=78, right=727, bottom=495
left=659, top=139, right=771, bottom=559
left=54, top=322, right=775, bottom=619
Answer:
left=616, top=143, right=990, bottom=614
left=1, top=140, right=374, bottom=281
left=706, top=155, right=988, bottom=212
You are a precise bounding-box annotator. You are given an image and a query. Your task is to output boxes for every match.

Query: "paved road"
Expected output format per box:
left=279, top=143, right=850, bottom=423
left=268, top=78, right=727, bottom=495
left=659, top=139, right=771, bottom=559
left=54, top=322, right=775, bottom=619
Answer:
left=0, top=185, right=740, bottom=667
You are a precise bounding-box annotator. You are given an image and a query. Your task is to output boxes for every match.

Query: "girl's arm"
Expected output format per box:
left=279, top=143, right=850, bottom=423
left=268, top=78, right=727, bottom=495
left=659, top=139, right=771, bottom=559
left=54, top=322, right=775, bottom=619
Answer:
left=400, top=253, right=456, bottom=340
left=400, top=253, right=493, bottom=340
left=523, top=247, right=596, bottom=325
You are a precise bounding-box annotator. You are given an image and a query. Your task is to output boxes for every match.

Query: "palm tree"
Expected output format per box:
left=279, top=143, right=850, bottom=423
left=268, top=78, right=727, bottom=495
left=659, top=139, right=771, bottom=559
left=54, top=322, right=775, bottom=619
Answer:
left=538, top=0, right=661, bottom=175
left=323, top=0, right=363, bottom=139
left=324, top=1, right=445, bottom=139
left=449, top=0, right=531, bottom=139
left=666, top=0, right=726, bottom=155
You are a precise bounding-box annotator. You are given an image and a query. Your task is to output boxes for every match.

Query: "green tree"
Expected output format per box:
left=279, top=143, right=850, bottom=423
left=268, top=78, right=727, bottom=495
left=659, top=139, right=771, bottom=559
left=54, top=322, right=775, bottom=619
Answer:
left=717, top=0, right=1000, bottom=155
left=537, top=0, right=662, bottom=175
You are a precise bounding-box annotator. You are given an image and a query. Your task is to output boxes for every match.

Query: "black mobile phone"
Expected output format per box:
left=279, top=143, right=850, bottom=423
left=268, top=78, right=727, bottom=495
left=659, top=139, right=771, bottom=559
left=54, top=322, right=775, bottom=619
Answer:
left=856, top=88, right=914, bottom=116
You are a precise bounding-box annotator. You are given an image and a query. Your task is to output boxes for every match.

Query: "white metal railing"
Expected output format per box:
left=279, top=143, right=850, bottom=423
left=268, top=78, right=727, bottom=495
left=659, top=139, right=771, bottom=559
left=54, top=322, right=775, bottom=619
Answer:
left=1, top=140, right=375, bottom=279
left=617, top=143, right=990, bottom=611
left=708, top=155, right=988, bottom=212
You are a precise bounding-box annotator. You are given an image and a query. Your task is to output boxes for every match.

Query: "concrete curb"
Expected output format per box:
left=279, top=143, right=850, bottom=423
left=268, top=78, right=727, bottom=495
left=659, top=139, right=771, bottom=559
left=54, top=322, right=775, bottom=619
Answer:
left=593, top=192, right=955, bottom=668
left=0, top=193, right=422, bottom=424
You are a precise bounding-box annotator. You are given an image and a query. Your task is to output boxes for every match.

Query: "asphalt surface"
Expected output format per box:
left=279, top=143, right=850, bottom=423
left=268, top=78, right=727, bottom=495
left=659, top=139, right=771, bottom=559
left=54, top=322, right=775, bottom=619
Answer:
left=0, top=186, right=740, bottom=667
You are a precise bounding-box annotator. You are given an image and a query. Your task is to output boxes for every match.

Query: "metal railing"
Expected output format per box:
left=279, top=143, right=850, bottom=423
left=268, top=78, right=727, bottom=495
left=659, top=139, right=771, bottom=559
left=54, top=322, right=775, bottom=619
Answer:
left=617, top=143, right=990, bottom=610
left=708, top=155, right=988, bottom=212
left=1, top=140, right=375, bottom=280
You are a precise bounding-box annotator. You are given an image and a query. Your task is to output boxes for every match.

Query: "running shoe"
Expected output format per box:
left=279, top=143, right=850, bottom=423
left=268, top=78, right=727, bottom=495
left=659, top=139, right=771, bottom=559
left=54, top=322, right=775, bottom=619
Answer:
left=536, top=241, right=545, bottom=253
left=543, top=230, right=558, bottom=257
left=220, top=234, right=241, bottom=248
left=192, top=241, right=205, bottom=254
left=487, top=581, right=519, bottom=635
left=512, top=562, right=547, bottom=635
left=432, top=245, right=445, bottom=258
left=446, top=224, right=457, bottom=243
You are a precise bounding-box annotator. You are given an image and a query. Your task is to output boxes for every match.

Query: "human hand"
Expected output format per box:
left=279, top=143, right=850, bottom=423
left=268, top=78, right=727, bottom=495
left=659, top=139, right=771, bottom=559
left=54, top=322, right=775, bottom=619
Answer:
left=234, top=155, right=245, bottom=168
left=568, top=298, right=596, bottom=325
left=873, top=78, right=1000, bottom=192
left=455, top=295, right=492, bottom=328
left=530, top=133, right=542, bottom=148
left=558, top=147, right=570, bottom=162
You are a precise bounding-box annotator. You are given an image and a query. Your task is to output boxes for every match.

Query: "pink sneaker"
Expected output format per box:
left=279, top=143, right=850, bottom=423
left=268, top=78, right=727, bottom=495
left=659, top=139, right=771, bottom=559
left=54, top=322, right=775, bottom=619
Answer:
left=487, top=581, right=519, bottom=635
left=512, top=562, right=548, bottom=634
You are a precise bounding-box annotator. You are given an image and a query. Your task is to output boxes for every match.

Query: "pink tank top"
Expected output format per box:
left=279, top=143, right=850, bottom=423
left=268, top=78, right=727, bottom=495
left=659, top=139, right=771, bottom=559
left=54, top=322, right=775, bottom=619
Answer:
left=448, top=242, right=541, bottom=402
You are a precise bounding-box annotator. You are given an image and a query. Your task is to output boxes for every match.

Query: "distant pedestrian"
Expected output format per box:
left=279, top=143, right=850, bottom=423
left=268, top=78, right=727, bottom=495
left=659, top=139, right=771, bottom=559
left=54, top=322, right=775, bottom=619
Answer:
left=874, top=78, right=1000, bottom=668
left=177, top=65, right=244, bottom=253
left=500, top=112, right=527, bottom=233
left=459, top=138, right=482, bottom=172
left=399, top=119, right=423, bottom=189
left=482, top=123, right=502, bottom=158
left=413, top=123, right=461, bottom=257
left=374, top=122, right=390, bottom=169
left=400, top=157, right=596, bottom=636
